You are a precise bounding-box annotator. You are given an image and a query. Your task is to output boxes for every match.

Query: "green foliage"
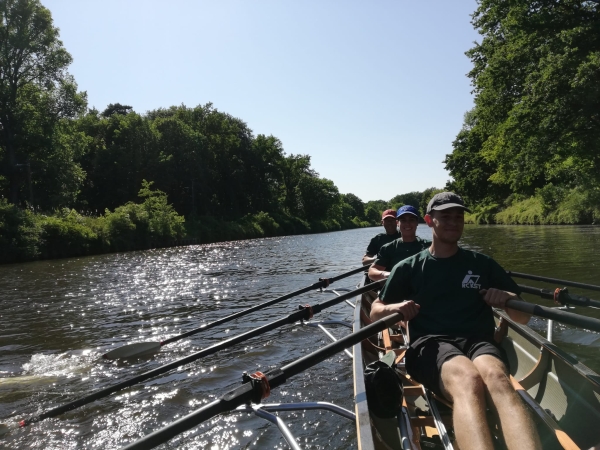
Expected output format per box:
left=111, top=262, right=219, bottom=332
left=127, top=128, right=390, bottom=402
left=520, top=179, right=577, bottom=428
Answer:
left=493, top=187, right=599, bottom=225
left=137, top=180, right=185, bottom=241
left=297, top=175, right=340, bottom=221
left=247, top=211, right=281, bottom=236
left=39, top=209, right=100, bottom=257
left=103, top=180, right=185, bottom=250
left=0, top=199, right=41, bottom=262
left=418, top=187, right=445, bottom=216
left=364, top=204, right=384, bottom=225
left=0, top=0, right=87, bottom=207
left=389, top=191, right=421, bottom=211
left=104, top=202, right=149, bottom=250
left=495, top=197, right=544, bottom=225
left=464, top=203, right=501, bottom=224
left=341, top=193, right=366, bottom=219
left=445, top=0, right=600, bottom=220
left=101, top=103, right=133, bottom=117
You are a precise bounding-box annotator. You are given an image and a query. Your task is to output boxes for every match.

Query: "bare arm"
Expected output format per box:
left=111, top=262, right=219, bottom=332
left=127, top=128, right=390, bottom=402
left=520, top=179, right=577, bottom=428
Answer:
left=370, top=297, right=420, bottom=322
left=368, top=263, right=390, bottom=281
left=362, top=254, right=376, bottom=265
left=480, top=288, right=532, bottom=324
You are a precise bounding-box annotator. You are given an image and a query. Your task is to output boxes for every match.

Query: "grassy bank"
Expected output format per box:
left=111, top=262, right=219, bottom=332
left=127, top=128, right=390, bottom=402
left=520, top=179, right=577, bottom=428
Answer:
left=0, top=200, right=371, bottom=265
left=464, top=187, right=600, bottom=225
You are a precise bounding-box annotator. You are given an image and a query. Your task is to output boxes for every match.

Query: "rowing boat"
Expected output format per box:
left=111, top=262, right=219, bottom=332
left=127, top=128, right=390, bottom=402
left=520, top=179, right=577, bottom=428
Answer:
left=352, top=274, right=600, bottom=450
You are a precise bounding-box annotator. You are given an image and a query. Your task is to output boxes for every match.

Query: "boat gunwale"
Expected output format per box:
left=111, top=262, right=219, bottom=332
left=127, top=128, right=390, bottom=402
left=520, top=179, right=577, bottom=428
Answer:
left=494, top=310, right=600, bottom=389
left=352, top=278, right=377, bottom=450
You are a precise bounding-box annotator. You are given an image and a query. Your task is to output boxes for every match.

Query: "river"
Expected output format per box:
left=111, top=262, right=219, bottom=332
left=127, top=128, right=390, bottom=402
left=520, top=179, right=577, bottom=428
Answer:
left=0, top=225, right=598, bottom=449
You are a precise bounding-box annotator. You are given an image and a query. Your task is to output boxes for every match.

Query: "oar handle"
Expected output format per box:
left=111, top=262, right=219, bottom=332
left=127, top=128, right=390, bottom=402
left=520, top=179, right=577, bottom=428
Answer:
left=121, top=311, right=403, bottom=450
left=508, top=271, right=600, bottom=293
left=505, top=299, right=600, bottom=333
left=518, top=284, right=600, bottom=309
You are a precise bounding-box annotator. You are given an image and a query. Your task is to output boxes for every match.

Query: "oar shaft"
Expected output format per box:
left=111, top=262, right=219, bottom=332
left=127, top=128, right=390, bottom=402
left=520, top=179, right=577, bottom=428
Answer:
left=28, top=308, right=312, bottom=424
left=279, top=312, right=401, bottom=377
left=121, top=399, right=226, bottom=450
left=518, top=284, right=600, bottom=309
left=122, top=311, right=402, bottom=450
left=506, top=299, right=600, bottom=332
left=508, top=271, right=600, bottom=293
left=22, top=278, right=382, bottom=427
left=160, top=265, right=367, bottom=346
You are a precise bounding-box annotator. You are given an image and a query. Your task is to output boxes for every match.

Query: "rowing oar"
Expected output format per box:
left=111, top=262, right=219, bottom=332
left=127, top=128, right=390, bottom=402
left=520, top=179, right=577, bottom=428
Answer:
left=507, top=271, right=600, bottom=293
left=518, top=284, right=600, bottom=310
left=11, top=279, right=385, bottom=431
left=121, top=311, right=404, bottom=450
left=103, top=265, right=368, bottom=359
left=506, top=299, right=600, bottom=332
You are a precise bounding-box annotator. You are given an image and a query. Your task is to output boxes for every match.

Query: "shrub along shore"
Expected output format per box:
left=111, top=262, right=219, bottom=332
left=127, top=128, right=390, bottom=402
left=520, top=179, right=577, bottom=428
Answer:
left=5, top=183, right=599, bottom=265
left=0, top=184, right=372, bottom=265
left=464, top=187, right=600, bottom=225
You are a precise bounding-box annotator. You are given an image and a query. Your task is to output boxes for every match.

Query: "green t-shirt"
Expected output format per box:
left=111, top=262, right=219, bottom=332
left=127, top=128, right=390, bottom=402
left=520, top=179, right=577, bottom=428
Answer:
left=380, top=247, right=520, bottom=340
left=365, top=232, right=400, bottom=257
left=375, top=236, right=431, bottom=271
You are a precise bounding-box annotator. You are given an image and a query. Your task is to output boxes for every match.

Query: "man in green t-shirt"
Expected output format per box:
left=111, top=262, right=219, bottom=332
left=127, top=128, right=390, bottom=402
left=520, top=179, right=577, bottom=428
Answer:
left=370, top=192, right=541, bottom=450
left=368, top=205, right=431, bottom=281
left=362, top=209, right=400, bottom=265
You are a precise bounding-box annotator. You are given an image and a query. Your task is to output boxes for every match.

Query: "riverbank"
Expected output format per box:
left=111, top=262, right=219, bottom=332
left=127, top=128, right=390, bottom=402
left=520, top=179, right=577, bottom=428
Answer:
left=464, top=188, right=600, bottom=225
left=0, top=200, right=372, bottom=265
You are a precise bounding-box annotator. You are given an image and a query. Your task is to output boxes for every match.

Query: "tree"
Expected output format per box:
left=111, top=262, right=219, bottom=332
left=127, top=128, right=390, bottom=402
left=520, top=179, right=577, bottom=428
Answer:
left=444, top=110, right=506, bottom=205
left=446, top=0, right=600, bottom=206
left=280, top=154, right=315, bottom=216
left=389, top=191, right=422, bottom=211
left=0, top=0, right=84, bottom=206
left=419, top=187, right=444, bottom=216
left=297, top=175, right=340, bottom=221
left=341, top=193, right=365, bottom=219
left=101, top=103, right=133, bottom=117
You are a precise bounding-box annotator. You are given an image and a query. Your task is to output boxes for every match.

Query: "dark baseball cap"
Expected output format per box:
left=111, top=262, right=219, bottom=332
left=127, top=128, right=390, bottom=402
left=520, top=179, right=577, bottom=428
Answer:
left=426, top=192, right=471, bottom=214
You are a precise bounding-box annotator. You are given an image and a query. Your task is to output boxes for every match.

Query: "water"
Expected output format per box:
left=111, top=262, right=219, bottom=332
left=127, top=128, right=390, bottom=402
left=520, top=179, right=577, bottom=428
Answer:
left=0, top=225, right=598, bottom=449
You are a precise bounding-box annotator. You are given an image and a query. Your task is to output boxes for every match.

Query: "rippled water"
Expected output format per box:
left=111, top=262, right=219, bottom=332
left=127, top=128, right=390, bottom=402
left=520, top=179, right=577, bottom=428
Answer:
left=0, top=225, right=598, bottom=449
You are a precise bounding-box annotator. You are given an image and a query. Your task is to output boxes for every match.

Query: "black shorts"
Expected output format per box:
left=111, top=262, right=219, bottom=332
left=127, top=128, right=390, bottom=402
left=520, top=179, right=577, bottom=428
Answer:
left=405, top=335, right=508, bottom=397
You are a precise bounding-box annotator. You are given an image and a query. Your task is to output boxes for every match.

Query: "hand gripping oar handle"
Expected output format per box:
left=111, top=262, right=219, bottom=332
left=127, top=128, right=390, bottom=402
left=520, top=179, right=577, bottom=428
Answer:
left=19, top=279, right=385, bottom=428
left=154, top=265, right=368, bottom=347
left=506, top=299, right=600, bottom=332
left=507, top=271, right=600, bottom=293
left=121, top=310, right=403, bottom=450
left=518, top=284, right=600, bottom=309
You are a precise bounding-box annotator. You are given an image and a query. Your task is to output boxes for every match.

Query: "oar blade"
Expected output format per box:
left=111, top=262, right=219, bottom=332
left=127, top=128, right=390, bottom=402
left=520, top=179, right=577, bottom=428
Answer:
left=103, top=342, right=161, bottom=360
left=0, top=423, right=11, bottom=436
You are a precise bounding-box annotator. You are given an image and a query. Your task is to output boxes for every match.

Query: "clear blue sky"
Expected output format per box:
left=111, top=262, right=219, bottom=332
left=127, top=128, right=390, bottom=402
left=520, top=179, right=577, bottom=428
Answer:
left=43, top=0, right=480, bottom=202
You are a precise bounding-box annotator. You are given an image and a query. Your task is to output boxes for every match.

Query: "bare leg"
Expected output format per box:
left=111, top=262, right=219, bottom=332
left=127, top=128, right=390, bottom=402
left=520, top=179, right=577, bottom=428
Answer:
left=473, top=355, right=541, bottom=450
left=439, top=355, right=494, bottom=450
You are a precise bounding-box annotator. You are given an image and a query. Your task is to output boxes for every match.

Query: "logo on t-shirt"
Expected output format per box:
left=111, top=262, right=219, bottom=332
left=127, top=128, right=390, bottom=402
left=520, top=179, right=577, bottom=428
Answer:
left=462, top=270, right=481, bottom=289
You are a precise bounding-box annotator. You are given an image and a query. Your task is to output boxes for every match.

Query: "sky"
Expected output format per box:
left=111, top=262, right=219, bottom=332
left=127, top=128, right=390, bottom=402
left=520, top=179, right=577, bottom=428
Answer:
left=43, top=0, right=481, bottom=202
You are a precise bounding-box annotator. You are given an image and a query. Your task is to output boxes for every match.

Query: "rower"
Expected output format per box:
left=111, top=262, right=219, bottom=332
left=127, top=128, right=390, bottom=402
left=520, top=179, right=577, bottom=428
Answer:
left=370, top=192, right=542, bottom=450
left=368, top=205, right=430, bottom=281
left=362, top=209, right=400, bottom=265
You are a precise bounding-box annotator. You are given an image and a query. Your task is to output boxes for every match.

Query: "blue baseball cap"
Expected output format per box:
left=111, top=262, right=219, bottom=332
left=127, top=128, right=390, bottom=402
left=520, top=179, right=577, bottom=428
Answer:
left=396, top=205, right=420, bottom=218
